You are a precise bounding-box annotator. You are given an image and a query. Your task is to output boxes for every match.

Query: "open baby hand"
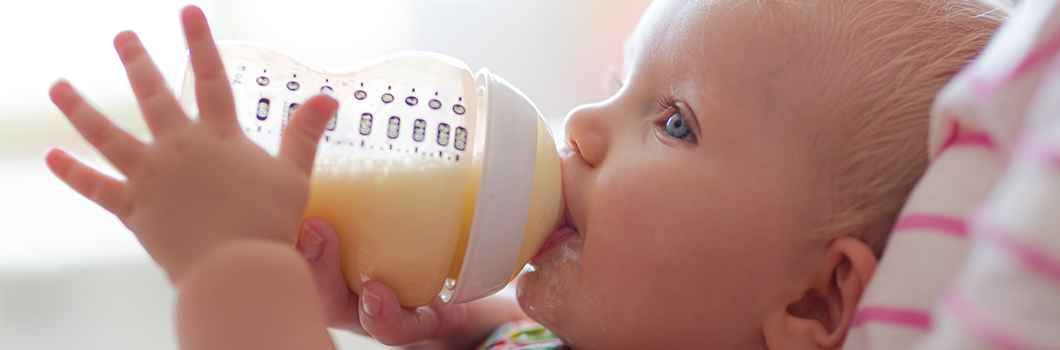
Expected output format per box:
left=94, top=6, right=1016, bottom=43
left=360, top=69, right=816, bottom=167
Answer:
left=45, top=6, right=338, bottom=284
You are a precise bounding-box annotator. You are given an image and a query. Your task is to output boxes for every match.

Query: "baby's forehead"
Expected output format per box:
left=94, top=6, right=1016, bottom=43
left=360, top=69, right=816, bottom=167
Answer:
left=624, top=0, right=830, bottom=75
left=624, top=0, right=838, bottom=111
left=629, top=0, right=895, bottom=115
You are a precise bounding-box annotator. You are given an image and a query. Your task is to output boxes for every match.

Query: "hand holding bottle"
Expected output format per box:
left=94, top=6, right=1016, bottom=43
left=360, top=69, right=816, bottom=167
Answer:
left=297, top=217, right=529, bottom=350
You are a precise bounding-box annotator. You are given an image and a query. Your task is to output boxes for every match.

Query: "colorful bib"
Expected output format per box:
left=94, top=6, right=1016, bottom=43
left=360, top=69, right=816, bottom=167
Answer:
left=476, top=320, right=569, bottom=350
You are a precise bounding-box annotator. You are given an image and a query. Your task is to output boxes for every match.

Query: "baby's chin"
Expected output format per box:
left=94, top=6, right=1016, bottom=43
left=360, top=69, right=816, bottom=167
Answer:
left=516, top=233, right=584, bottom=339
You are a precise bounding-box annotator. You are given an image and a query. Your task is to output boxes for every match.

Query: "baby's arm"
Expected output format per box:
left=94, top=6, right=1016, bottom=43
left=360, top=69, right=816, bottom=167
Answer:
left=177, top=239, right=334, bottom=350
left=47, top=6, right=339, bottom=349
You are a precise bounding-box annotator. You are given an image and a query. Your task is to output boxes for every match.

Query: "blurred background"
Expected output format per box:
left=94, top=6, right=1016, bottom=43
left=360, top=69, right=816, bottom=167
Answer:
left=0, top=0, right=651, bottom=348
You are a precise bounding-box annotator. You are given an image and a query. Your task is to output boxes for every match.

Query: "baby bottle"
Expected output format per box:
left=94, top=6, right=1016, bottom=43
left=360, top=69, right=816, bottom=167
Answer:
left=176, top=42, right=563, bottom=308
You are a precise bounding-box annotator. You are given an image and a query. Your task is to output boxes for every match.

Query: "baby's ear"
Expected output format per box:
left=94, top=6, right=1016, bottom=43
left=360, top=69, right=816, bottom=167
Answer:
left=762, top=237, right=877, bottom=349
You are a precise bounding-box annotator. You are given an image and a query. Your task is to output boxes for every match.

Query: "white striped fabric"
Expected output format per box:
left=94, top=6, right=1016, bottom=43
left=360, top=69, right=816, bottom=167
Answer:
left=845, top=0, right=1060, bottom=348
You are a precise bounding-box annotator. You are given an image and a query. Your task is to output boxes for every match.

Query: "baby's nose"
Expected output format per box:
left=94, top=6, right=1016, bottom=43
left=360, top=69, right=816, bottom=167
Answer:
left=563, top=103, right=610, bottom=167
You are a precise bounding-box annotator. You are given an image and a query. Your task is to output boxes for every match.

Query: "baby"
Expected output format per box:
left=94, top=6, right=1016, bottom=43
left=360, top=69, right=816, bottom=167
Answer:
left=44, top=0, right=1007, bottom=349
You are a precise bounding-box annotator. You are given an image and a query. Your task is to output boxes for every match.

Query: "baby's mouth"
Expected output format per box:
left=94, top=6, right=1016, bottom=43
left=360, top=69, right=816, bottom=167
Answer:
left=531, top=143, right=583, bottom=266
left=531, top=205, right=579, bottom=265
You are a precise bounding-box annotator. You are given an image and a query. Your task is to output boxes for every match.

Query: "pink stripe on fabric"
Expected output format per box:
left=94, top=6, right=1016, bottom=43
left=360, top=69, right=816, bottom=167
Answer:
left=892, top=214, right=968, bottom=238
left=939, top=130, right=997, bottom=156
left=850, top=306, right=932, bottom=329
left=969, top=24, right=1060, bottom=97
left=1017, top=137, right=1060, bottom=168
left=947, top=133, right=996, bottom=150
left=934, top=119, right=962, bottom=158
left=975, top=220, right=1060, bottom=285
left=943, top=292, right=1048, bottom=350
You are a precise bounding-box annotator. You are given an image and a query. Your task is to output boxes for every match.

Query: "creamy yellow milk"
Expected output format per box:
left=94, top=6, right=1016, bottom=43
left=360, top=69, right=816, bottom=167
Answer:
left=305, top=155, right=469, bottom=307
left=304, top=117, right=562, bottom=308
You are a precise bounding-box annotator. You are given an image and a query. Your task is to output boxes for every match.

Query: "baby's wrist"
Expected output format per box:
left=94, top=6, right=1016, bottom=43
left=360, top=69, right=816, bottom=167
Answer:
left=161, top=233, right=296, bottom=285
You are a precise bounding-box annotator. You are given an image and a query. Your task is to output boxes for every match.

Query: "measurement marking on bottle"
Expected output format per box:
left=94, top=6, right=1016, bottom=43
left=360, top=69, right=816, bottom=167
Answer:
left=288, top=103, right=300, bottom=122
left=413, top=119, right=426, bottom=142
left=454, top=127, right=468, bottom=150
left=437, top=123, right=450, bottom=146
left=387, top=116, right=400, bottom=139
left=256, top=98, right=270, bottom=120
left=326, top=115, right=337, bottom=131
left=359, top=113, right=373, bottom=135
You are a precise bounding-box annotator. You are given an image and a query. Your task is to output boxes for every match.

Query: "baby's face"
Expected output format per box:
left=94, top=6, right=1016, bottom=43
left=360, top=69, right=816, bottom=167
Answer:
left=517, top=0, right=832, bottom=348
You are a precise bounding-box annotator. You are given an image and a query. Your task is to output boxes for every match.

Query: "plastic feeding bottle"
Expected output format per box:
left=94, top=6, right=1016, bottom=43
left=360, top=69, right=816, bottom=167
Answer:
left=175, top=42, right=563, bottom=308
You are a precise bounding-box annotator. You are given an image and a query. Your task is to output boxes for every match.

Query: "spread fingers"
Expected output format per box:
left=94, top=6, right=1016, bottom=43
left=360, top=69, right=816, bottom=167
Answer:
left=114, top=30, right=190, bottom=135
left=181, top=6, right=238, bottom=131
left=45, top=149, right=131, bottom=218
left=50, top=80, right=144, bottom=173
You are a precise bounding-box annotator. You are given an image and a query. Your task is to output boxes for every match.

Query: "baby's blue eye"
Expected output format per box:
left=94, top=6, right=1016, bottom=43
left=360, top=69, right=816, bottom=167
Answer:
left=664, top=111, right=695, bottom=142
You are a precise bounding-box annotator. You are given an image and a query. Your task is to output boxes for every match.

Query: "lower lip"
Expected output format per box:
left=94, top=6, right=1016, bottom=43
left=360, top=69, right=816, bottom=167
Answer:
left=532, top=226, right=577, bottom=263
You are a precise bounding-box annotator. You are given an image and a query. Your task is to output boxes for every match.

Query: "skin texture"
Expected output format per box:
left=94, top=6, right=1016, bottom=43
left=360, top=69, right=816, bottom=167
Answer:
left=177, top=239, right=335, bottom=350
left=515, top=0, right=875, bottom=349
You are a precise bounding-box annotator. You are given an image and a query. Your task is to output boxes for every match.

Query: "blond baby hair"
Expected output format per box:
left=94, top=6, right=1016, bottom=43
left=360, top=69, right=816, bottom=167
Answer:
left=793, top=0, right=1011, bottom=256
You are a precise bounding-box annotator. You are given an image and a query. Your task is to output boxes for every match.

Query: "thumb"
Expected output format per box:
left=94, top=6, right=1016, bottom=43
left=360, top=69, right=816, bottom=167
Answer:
left=359, top=280, right=445, bottom=346
left=279, top=95, right=338, bottom=174
left=297, top=217, right=364, bottom=333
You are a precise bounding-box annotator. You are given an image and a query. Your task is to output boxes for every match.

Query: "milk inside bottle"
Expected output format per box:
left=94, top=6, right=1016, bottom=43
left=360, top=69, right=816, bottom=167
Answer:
left=176, top=42, right=563, bottom=307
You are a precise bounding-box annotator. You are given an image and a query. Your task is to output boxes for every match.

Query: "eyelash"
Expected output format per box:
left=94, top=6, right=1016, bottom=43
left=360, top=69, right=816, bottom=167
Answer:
left=655, top=95, right=697, bottom=143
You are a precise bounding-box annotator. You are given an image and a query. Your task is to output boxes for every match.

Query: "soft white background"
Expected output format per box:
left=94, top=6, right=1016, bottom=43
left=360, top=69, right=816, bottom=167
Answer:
left=0, top=0, right=651, bottom=349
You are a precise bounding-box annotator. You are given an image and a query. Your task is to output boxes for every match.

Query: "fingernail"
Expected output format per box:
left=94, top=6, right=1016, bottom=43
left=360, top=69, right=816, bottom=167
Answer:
left=362, top=288, right=382, bottom=317
left=49, top=80, right=70, bottom=102
left=297, top=223, right=324, bottom=261
left=49, top=79, right=68, bottom=92
left=113, top=30, right=137, bottom=48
